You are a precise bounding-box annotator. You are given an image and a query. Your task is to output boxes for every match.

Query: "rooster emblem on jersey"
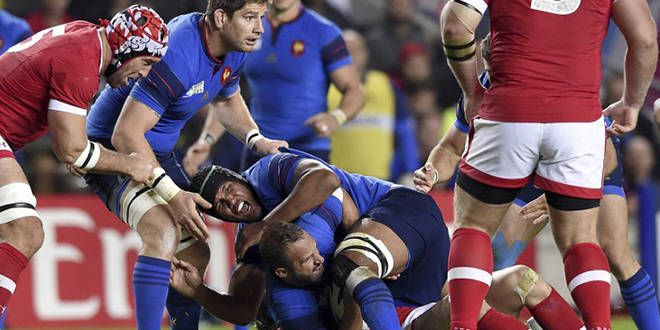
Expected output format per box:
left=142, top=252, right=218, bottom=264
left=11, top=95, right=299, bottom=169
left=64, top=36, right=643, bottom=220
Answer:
left=291, top=40, right=305, bottom=57
left=221, top=67, right=232, bottom=85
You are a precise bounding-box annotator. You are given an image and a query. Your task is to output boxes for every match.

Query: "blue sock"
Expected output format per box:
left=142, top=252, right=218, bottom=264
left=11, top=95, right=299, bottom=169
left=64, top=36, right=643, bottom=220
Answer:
left=133, top=255, right=171, bottom=330
left=492, top=231, right=527, bottom=271
left=353, top=278, right=400, bottom=330
left=167, top=286, right=202, bottom=330
left=619, top=267, right=660, bottom=330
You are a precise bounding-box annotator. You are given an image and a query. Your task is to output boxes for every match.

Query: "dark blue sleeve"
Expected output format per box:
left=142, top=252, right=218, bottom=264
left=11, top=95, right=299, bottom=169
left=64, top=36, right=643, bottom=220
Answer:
left=130, top=60, right=187, bottom=115
left=454, top=94, right=470, bottom=133
left=267, top=152, right=307, bottom=195
left=390, top=83, right=420, bottom=181
left=269, top=284, right=326, bottom=330
left=321, top=24, right=352, bottom=73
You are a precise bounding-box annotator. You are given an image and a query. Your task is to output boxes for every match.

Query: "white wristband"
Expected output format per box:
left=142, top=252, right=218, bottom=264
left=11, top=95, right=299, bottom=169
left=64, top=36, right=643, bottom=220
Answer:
left=148, top=167, right=181, bottom=202
left=72, top=140, right=101, bottom=170
left=330, top=108, right=347, bottom=125
left=245, top=129, right=265, bottom=151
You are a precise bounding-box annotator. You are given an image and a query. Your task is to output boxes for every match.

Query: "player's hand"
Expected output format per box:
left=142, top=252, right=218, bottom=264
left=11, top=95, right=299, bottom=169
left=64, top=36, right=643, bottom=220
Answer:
left=519, top=194, right=549, bottom=225
left=653, top=98, right=660, bottom=128
left=603, top=100, right=641, bottom=136
left=169, top=191, right=212, bottom=241
left=463, top=86, right=486, bottom=124
left=253, top=138, right=288, bottom=156
left=126, top=153, right=156, bottom=184
left=383, top=273, right=401, bottom=281
left=183, top=140, right=212, bottom=176
left=66, top=164, right=87, bottom=177
left=305, top=113, right=340, bottom=137
left=235, top=221, right=266, bottom=259
left=169, top=258, right=202, bottom=299
left=413, top=163, right=439, bottom=193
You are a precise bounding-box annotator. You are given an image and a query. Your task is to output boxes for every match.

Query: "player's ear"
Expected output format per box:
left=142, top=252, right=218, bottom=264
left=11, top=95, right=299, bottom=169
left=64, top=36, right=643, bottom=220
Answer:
left=274, top=267, right=288, bottom=280
left=213, top=9, right=226, bottom=29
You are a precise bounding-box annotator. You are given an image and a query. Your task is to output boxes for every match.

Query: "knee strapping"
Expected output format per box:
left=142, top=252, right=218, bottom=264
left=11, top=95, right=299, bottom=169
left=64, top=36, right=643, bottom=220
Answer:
left=514, top=267, right=540, bottom=304
left=0, top=183, right=39, bottom=224
left=330, top=254, right=379, bottom=296
left=119, top=183, right=167, bottom=229
left=334, top=232, right=395, bottom=278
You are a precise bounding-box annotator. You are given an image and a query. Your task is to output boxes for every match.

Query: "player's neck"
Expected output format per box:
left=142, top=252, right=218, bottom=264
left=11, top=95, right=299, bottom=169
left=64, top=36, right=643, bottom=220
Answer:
left=269, top=4, right=301, bottom=26
left=203, top=17, right=228, bottom=57
left=98, top=28, right=113, bottom=75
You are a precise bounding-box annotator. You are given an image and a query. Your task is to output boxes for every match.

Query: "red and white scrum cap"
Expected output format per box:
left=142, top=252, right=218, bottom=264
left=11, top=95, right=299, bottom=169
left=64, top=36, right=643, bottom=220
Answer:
left=102, top=5, right=169, bottom=69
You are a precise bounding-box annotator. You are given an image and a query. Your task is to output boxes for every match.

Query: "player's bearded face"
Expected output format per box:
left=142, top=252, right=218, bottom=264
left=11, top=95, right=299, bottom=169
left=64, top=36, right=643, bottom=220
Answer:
left=213, top=181, right=263, bottom=222
left=283, top=235, right=325, bottom=286
left=221, top=3, right=266, bottom=52
left=107, top=56, right=160, bottom=88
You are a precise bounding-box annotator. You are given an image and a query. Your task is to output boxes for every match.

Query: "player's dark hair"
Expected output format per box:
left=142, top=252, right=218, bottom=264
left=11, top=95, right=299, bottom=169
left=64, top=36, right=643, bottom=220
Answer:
left=190, top=165, right=255, bottom=221
left=480, top=32, right=491, bottom=65
left=259, top=222, right=306, bottom=269
left=206, top=0, right=269, bottom=18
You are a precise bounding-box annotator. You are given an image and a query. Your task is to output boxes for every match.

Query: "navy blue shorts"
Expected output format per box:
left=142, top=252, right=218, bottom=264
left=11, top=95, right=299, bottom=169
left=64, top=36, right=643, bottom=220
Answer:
left=365, top=187, right=449, bottom=306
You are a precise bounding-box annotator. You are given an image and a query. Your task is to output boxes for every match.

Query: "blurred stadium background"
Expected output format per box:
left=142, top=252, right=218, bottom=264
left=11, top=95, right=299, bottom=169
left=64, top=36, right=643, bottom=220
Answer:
left=1, top=0, right=659, bottom=329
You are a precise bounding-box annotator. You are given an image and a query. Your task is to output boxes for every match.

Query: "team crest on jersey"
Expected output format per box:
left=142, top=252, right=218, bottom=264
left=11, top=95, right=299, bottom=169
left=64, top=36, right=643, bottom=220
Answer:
left=221, top=67, right=232, bottom=85
left=186, top=81, right=205, bottom=96
left=291, top=40, right=305, bottom=57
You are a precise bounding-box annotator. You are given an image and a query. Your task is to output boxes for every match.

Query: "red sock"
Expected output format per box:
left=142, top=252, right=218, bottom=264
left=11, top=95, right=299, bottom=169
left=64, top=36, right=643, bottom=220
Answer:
left=0, top=243, right=28, bottom=315
left=477, top=308, right=527, bottom=330
left=529, top=288, right=584, bottom=330
left=448, top=228, right=493, bottom=330
left=564, top=243, right=611, bottom=330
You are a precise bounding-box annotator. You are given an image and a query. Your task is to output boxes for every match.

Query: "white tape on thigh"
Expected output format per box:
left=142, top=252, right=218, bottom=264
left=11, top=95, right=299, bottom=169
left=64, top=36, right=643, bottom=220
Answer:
left=334, top=232, right=395, bottom=278
left=0, top=183, right=38, bottom=224
left=119, top=184, right=167, bottom=229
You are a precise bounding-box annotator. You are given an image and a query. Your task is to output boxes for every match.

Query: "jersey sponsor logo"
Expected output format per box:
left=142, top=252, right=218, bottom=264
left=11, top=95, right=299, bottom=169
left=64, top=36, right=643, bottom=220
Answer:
left=185, top=81, right=205, bottom=96
left=291, top=40, right=305, bottom=57
left=221, top=67, right=232, bottom=85
left=530, top=0, right=581, bottom=15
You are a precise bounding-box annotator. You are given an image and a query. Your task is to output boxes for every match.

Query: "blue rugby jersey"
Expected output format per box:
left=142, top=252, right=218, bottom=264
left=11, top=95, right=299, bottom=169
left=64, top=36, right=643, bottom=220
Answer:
left=243, top=148, right=392, bottom=216
left=0, top=10, right=31, bottom=55
left=243, top=7, right=351, bottom=151
left=87, top=13, right=247, bottom=154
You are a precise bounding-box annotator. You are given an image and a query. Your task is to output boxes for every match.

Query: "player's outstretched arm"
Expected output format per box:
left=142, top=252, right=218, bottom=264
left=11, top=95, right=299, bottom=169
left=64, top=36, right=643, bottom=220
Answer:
left=414, top=125, right=467, bottom=192
left=113, top=96, right=212, bottom=241
left=213, top=88, right=288, bottom=155
left=183, top=103, right=226, bottom=176
left=605, top=0, right=658, bottom=135
left=170, top=260, right=265, bottom=325
left=47, top=110, right=154, bottom=183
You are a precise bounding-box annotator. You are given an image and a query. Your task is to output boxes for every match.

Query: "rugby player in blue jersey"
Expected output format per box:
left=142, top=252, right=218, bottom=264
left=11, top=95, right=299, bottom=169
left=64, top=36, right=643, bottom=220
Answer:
left=0, top=9, right=31, bottom=55
left=415, top=35, right=660, bottom=330
left=169, top=150, right=582, bottom=329
left=181, top=0, right=365, bottom=174
left=83, top=1, right=287, bottom=329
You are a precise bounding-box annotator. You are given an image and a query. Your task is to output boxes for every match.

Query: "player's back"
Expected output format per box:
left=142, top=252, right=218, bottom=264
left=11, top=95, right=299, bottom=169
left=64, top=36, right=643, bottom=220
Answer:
left=481, top=0, right=612, bottom=123
left=0, top=21, right=101, bottom=150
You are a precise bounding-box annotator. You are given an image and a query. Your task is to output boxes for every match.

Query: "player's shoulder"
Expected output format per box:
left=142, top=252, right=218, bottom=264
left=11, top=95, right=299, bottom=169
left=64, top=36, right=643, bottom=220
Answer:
left=302, top=8, right=341, bottom=33
left=166, top=12, right=203, bottom=52
left=0, top=10, right=30, bottom=33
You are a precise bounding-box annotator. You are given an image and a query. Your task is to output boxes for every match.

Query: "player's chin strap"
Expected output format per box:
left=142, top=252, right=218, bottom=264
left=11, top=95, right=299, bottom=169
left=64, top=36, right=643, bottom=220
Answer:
left=334, top=232, right=395, bottom=279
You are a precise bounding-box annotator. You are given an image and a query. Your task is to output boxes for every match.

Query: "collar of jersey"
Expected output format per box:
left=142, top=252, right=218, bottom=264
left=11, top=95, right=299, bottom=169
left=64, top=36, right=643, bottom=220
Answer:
left=267, top=4, right=305, bottom=43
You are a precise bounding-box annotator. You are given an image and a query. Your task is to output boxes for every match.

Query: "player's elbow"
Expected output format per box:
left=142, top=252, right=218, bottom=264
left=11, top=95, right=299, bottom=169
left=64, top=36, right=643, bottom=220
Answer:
left=110, top=127, right=132, bottom=152
left=316, top=168, right=341, bottom=193
left=52, top=140, right=87, bottom=165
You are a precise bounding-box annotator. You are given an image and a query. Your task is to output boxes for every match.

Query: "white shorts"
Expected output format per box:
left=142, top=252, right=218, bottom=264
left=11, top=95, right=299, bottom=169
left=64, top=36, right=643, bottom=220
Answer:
left=460, top=117, right=605, bottom=199
left=399, top=302, right=437, bottom=329
left=0, top=134, right=15, bottom=159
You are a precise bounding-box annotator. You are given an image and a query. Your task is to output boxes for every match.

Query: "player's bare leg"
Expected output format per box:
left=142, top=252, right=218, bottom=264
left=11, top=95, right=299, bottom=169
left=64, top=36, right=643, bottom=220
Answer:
left=549, top=205, right=611, bottom=330
left=598, top=194, right=660, bottom=329
left=0, top=157, right=43, bottom=315
left=167, top=239, right=210, bottom=329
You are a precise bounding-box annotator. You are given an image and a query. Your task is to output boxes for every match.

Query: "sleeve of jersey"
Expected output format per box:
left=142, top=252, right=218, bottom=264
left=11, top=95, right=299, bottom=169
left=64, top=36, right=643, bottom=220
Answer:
left=391, top=84, right=420, bottom=179
left=130, top=60, right=187, bottom=116
left=48, top=56, right=100, bottom=116
left=453, top=94, right=470, bottom=133
left=321, top=26, right=352, bottom=73
left=217, top=56, right=246, bottom=98
left=267, top=152, right=306, bottom=195
left=271, top=287, right=327, bottom=330
left=454, top=0, right=489, bottom=15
